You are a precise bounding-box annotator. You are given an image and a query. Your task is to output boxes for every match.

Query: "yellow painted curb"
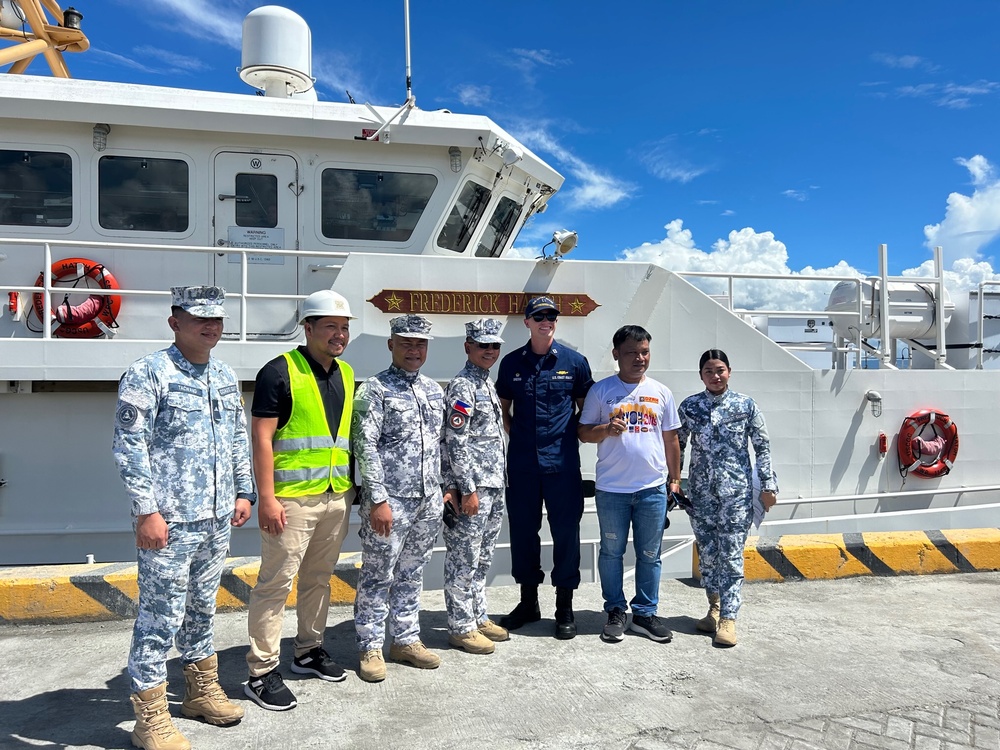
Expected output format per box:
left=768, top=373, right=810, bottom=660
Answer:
left=0, top=555, right=358, bottom=624
left=729, top=528, right=1000, bottom=582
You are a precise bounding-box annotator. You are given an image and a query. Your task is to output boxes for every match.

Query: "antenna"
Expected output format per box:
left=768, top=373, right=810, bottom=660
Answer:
left=403, top=0, right=413, bottom=103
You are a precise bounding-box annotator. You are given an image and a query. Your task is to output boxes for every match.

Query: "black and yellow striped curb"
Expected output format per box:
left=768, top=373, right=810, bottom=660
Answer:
left=0, top=553, right=361, bottom=625
left=741, top=528, right=1000, bottom=581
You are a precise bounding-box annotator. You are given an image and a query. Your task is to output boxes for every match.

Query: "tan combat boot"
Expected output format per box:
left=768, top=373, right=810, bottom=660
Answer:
left=478, top=618, right=510, bottom=642
left=130, top=684, right=190, bottom=750
left=696, top=592, right=721, bottom=633
left=448, top=629, right=496, bottom=654
left=359, top=649, right=386, bottom=683
left=389, top=640, right=442, bottom=669
left=179, top=654, right=244, bottom=725
left=714, top=618, right=737, bottom=647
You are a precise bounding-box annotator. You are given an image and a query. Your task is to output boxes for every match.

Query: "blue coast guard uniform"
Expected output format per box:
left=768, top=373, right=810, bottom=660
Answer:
left=443, top=319, right=507, bottom=635
left=495, top=309, right=593, bottom=590
left=677, top=388, right=776, bottom=620
left=113, top=286, right=254, bottom=693
left=352, top=315, right=446, bottom=652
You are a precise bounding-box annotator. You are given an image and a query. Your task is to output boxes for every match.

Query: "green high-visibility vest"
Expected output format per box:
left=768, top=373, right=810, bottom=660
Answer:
left=272, top=350, right=354, bottom=496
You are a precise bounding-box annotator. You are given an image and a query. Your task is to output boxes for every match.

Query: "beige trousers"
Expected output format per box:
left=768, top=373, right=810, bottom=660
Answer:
left=246, top=489, right=353, bottom=677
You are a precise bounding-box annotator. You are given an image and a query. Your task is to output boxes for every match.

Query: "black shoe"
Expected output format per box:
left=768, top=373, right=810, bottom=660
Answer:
left=499, top=584, right=541, bottom=630
left=244, top=669, right=297, bottom=711
left=629, top=614, right=673, bottom=643
left=601, top=608, right=627, bottom=643
left=554, top=586, right=577, bottom=640
left=290, top=647, right=346, bottom=682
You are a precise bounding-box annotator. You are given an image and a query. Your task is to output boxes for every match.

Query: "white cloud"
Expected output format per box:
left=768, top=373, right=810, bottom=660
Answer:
left=894, top=80, right=1000, bottom=109
left=516, top=127, right=633, bottom=210
left=133, top=46, right=207, bottom=72
left=782, top=189, right=808, bottom=202
left=924, top=155, right=1000, bottom=263
left=637, top=137, right=711, bottom=184
left=144, top=0, right=245, bottom=48
left=872, top=53, right=938, bottom=72
left=312, top=52, right=370, bottom=103
left=619, top=219, right=999, bottom=313
left=455, top=84, right=492, bottom=107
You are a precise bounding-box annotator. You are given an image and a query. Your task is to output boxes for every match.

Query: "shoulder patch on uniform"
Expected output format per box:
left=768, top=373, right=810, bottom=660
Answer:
left=353, top=397, right=370, bottom=415
left=448, top=411, right=467, bottom=432
left=116, top=402, right=140, bottom=430
left=452, top=399, right=472, bottom=416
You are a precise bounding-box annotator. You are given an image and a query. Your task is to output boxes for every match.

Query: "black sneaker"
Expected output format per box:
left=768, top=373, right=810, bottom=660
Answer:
left=290, top=647, right=346, bottom=682
left=629, top=614, right=673, bottom=643
left=244, top=669, right=297, bottom=711
left=601, top=608, right=627, bottom=643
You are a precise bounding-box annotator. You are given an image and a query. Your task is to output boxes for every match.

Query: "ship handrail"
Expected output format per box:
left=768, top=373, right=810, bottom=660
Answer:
left=0, top=237, right=350, bottom=342
left=974, top=280, right=1000, bottom=369
left=677, top=246, right=953, bottom=370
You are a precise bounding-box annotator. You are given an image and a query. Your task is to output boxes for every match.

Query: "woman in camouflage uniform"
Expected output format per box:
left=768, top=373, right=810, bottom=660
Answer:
left=677, top=349, right=777, bottom=648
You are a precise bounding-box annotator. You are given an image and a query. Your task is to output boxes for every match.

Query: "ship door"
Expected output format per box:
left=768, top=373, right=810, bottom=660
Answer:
left=213, top=152, right=300, bottom=337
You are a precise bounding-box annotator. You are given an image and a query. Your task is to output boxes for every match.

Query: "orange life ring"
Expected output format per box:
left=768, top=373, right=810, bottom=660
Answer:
left=896, top=409, right=959, bottom=478
left=32, top=257, right=122, bottom=339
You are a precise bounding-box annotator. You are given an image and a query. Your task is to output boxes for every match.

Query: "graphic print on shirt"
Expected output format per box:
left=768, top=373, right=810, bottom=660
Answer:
left=612, top=401, right=660, bottom=433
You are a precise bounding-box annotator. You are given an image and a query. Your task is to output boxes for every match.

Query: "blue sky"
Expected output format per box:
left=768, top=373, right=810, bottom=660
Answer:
left=25, top=0, right=1000, bottom=306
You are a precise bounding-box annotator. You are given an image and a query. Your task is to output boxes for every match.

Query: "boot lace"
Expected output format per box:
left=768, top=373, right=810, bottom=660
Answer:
left=140, top=698, right=177, bottom=738
left=191, top=667, right=227, bottom=702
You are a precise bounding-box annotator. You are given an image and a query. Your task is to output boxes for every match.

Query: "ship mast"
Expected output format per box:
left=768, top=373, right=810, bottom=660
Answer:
left=0, top=0, right=88, bottom=77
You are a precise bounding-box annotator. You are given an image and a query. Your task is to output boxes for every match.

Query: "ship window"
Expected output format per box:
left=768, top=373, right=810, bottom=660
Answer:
left=321, top=168, right=437, bottom=241
left=0, top=149, right=72, bottom=227
left=235, top=173, right=278, bottom=228
left=98, top=155, right=189, bottom=232
left=475, top=196, right=522, bottom=257
left=437, top=180, right=491, bottom=254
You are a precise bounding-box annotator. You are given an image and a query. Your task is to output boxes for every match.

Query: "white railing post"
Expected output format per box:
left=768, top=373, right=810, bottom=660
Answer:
left=41, top=242, right=52, bottom=339
left=878, top=244, right=891, bottom=367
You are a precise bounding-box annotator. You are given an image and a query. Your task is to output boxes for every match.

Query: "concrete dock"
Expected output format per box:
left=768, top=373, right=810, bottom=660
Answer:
left=2, top=573, right=998, bottom=749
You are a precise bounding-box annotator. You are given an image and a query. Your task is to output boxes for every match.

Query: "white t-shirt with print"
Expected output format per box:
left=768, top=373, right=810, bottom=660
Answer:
left=580, top=375, right=681, bottom=493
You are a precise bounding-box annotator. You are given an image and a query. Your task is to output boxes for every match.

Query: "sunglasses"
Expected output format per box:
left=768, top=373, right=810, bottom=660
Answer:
left=530, top=312, right=558, bottom=322
left=475, top=342, right=502, bottom=350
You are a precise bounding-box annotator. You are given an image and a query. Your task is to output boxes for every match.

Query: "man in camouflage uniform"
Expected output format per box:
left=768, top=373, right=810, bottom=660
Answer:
left=113, top=286, right=254, bottom=750
left=442, top=318, right=509, bottom=655
left=352, top=314, right=447, bottom=682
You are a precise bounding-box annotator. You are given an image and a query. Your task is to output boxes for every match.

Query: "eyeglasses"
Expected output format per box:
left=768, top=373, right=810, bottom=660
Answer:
left=530, top=312, right=558, bottom=322
left=475, top=342, right=502, bottom=350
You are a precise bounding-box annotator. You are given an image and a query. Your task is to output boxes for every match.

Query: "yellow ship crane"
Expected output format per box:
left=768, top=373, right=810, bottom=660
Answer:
left=0, top=0, right=88, bottom=77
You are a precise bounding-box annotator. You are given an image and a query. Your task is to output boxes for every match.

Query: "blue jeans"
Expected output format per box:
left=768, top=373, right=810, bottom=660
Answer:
left=595, top=484, right=667, bottom=617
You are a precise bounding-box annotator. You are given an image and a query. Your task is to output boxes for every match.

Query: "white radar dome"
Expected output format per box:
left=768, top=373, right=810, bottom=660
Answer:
left=239, top=6, right=314, bottom=98
left=825, top=280, right=954, bottom=342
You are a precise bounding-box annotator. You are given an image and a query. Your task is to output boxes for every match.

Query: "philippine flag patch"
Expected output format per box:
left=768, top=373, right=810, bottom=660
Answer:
left=452, top=399, right=472, bottom=416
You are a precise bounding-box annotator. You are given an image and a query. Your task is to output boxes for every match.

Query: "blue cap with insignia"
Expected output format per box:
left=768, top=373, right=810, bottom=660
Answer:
left=524, top=296, right=558, bottom=318
left=171, top=286, right=228, bottom=318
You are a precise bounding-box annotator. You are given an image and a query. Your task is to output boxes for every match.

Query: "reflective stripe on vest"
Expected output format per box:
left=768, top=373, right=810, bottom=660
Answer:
left=272, top=350, right=354, bottom=496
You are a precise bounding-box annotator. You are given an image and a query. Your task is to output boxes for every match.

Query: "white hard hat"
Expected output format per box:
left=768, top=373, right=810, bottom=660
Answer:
left=298, top=290, right=355, bottom=323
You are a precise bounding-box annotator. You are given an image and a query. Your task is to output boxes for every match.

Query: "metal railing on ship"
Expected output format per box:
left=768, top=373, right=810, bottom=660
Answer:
left=0, top=238, right=349, bottom=341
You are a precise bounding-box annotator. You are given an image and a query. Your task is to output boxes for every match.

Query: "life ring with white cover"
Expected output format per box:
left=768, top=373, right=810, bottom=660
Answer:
left=32, top=257, right=122, bottom=339
left=896, top=409, right=959, bottom=478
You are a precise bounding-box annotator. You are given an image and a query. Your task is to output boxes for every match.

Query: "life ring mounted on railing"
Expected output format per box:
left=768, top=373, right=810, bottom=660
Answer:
left=896, top=409, right=959, bottom=479
left=32, top=257, right=122, bottom=339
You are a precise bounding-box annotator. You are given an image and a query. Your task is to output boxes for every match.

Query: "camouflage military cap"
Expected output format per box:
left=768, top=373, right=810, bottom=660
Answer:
left=170, top=286, right=228, bottom=318
left=390, top=314, right=434, bottom=339
left=465, top=318, right=504, bottom=344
